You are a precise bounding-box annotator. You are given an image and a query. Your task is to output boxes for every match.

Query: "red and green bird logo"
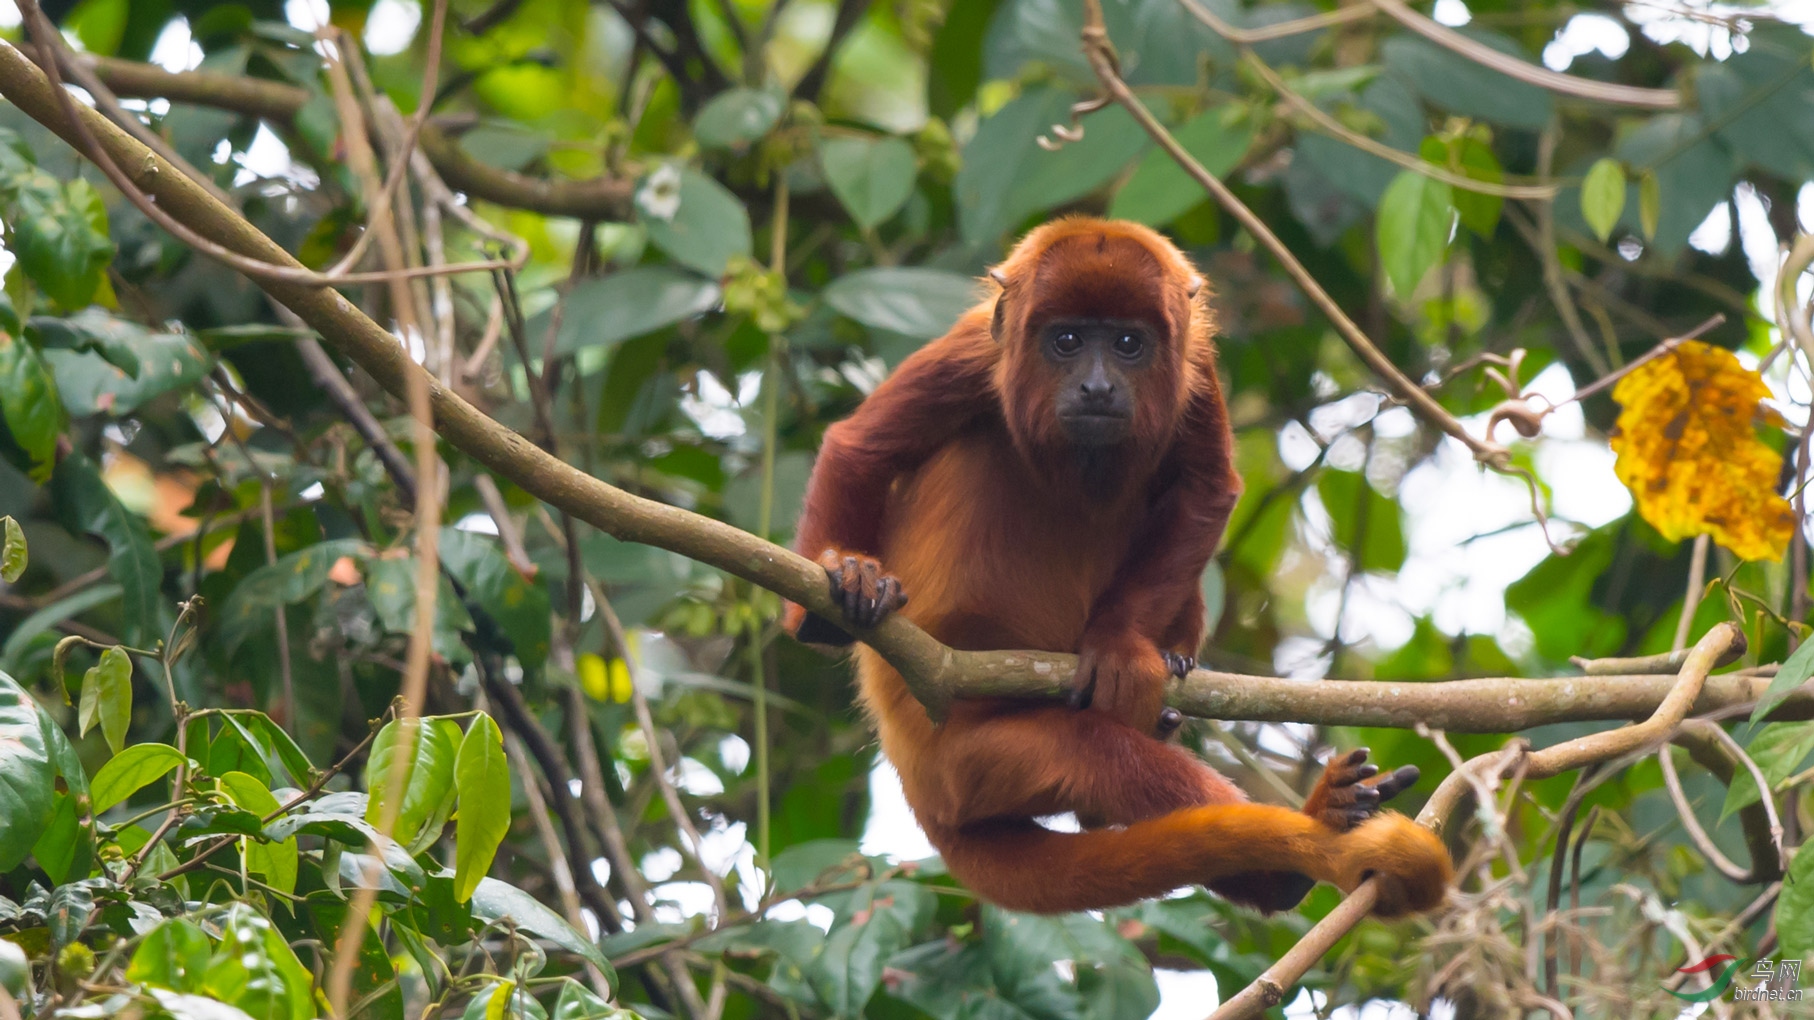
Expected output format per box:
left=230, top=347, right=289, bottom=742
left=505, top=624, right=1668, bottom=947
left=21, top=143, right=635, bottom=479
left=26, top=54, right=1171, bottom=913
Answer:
left=1668, top=955, right=1744, bottom=1002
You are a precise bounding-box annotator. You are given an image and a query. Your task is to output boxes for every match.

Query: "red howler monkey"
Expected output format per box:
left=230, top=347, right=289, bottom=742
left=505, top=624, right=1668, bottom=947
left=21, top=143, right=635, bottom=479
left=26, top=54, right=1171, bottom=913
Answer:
left=784, top=217, right=1451, bottom=917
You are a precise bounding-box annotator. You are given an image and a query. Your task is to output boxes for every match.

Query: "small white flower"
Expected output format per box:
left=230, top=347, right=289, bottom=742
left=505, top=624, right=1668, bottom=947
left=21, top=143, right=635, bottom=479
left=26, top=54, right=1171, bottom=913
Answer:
left=637, top=163, right=683, bottom=222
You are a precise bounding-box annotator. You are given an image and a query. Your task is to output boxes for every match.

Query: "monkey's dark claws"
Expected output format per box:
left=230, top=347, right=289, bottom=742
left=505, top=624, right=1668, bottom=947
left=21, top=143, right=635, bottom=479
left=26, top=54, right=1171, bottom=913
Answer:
left=1162, top=652, right=1196, bottom=679
left=1305, top=749, right=1422, bottom=832
left=818, top=549, right=908, bottom=631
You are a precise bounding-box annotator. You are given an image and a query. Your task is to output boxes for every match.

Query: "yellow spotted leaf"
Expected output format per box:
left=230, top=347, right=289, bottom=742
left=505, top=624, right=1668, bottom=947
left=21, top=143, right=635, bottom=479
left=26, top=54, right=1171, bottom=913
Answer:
left=1609, top=341, right=1793, bottom=561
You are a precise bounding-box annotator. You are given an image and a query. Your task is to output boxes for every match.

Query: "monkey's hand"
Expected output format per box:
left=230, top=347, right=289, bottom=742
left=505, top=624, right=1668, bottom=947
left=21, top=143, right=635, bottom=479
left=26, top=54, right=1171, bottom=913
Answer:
left=787, top=549, right=910, bottom=646
left=1071, top=628, right=1169, bottom=733
left=1302, top=748, right=1421, bottom=832
left=1331, top=812, right=1453, bottom=917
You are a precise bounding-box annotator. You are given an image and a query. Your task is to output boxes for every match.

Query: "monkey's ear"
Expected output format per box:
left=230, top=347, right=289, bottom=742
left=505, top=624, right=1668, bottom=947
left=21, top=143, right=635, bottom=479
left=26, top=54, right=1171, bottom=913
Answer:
left=1186, top=274, right=1206, bottom=297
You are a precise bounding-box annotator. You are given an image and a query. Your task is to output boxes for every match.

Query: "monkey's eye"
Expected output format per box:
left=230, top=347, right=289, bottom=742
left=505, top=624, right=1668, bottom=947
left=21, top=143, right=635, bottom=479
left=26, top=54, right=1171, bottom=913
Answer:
left=1114, top=334, right=1143, bottom=357
left=1053, top=332, right=1083, bottom=355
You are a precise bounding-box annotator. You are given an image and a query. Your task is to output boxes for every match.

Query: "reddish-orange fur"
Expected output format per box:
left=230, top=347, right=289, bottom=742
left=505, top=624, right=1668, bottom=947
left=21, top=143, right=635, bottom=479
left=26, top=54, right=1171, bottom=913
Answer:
left=788, top=218, right=1451, bottom=916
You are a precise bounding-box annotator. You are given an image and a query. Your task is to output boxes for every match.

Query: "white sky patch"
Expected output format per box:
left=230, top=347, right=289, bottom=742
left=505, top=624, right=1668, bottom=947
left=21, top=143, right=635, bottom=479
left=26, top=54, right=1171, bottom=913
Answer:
left=454, top=511, right=500, bottom=535
left=640, top=846, right=683, bottom=883
left=298, top=481, right=326, bottom=501
left=718, top=734, right=750, bottom=775
left=860, top=759, right=938, bottom=862
left=679, top=369, right=755, bottom=440
left=1799, top=182, right=1814, bottom=234
left=365, top=0, right=422, bottom=56
left=149, top=18, right=202, bottom=73
left=1152, top=970, right=1220, bottom=1017
left=0, top=4, right=17, bottom=29
left=765, top=898, right=837, bottom=933
left=1733, top=181, right=1781, bottom=288
left=1688, top=201, right=1733, bottom=255
left=1543, top=13, right=1630, bottom=71
left=672, top=756, right=725, bottom=797
left=1277, top=419, right=1322, bottom=471
left=1430, top=0, right=1470, bottom=26
left=285, top=0, right=331, bottom=32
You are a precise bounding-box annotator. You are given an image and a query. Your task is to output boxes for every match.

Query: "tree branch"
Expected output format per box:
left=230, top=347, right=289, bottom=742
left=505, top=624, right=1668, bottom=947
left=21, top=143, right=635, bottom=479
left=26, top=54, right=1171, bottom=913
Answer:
left=0, top=40, right=1803, bottom=738
left=70, top=52, right=633, bottom=220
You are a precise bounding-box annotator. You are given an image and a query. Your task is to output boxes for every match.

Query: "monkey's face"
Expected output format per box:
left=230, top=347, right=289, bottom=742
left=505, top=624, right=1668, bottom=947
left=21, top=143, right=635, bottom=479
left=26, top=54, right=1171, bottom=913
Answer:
left=1041, top=317, right=1154, bottom=448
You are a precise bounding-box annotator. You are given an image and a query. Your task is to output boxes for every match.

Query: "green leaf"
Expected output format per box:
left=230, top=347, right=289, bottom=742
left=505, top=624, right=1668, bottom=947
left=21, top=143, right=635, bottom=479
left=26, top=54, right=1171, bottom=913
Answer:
left=1638, top=171, right=1661, bottom=241
left=148, top=989, right=259, bottom=1020
left=1610, top=113, right=1735, bottom=256
left=821, top=267, right=978, bottom=340
left=440, top=529, right=551, bottom=670
left=693, top=88, right=784, bottom=149
left=470, top=877, right=611, bottom=972
left=219, top=771, right=298, bottom=898
left=1720, top=722, right=1814, bottom=822
left=821, top=136, right=919, bottom=229
left=0, top=328, right=64, bottom=480
left=37, top=318, right=212, bottom=417
left=51, top=454, right=161, bottom=647
left=453, top=714, right=511, bottom=903
left=638, top=166, right=752, bottom=277
left=0, top=669, right=60, bottom=871
left=77, top=645, right=132, bottom=755
left=7, top=173, right=113, bottom=309
left=955, top=88, right=1149, bottom=243
left=771, top=839, right=865, bottom=893
left=1107, top=108, right=1254, bottom=227
left=363, top=716, right=462, bottom=850
left=550, top=980, right=631, bottom=1020
left=219, top=538, right=366, bottom=654
left=0, top=583, right=121, bottom=672
left=1451, top=137, right=1505, bottom=238
left=92, top=742, right=188, bottom=812
left=1382, top=30, right=1553, bottom=131
left=1580, top=158, right=1627, bottom=243
left=550, top=267, right=721, bottom=356
left=31, top=792, right=84, bottom=883
left=1779, top=839, right=1814, bottom=959
left=65, top=0, right=128, bottom=55
left=0, top=939, right=27, bottom=998
left=1374, top=170, right=1453, bottom=297
left=203, top=905, right=311, bottom=1020
left=128, top=918, right=213, bottom=993
left=1753, top=637, right=1814, bottom=723
left=1, top=515, right=23, bottom=582
left=807, top=907, right=908, bottom=1017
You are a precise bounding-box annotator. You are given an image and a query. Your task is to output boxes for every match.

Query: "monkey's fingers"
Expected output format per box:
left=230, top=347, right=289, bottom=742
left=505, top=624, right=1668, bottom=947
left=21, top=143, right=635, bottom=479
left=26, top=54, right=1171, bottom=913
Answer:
left=1366, top=765, right=1421, bottom=805
left=1069, top=655, right=1097, bottom=710
left=1162, top=652, right=1196, bottom=679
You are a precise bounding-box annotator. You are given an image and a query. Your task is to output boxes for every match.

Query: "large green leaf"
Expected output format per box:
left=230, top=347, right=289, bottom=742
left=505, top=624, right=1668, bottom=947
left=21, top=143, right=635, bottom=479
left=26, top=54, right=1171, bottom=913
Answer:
left=693, top=88, right=783, bottom=150
left=1753, top=637, right=1814, bottom=723
left=39, top=321, right=211, bottom=417
left=638, top=166, right=752, bottom=276
left=0, top=668, right=57, bottom=871
left=452, top=714, right=511, bottom=903
left=77, top=644, right=132, bottom=755
left=1317, top=470, right=1405, bottom=572
left=1779, top=840, right=1814, bottom=959
left=128, top=918, right=213, bottom=993
left=0, top=328, right=64, bottom=479
left=1719, top=722, right=1814, bottom=822
left=219, top=770, right=298, bottom=898
left=202, top=904, right=312, bottom=1020
left=92, top=741, right=188, bottom=813
left=470, top=877, right=610, bottom=973
left=1607, top=113, right=1736, bottom=256
left=1107, top=108, right=1254, bottom=227
left=51, top=453, right=161, bottom=647
left=440, top=528, right=551, bottom=670
left=0, top=583, right=121, bottom=671
left=551, top=267, right=721, bottom=356
left=1695, top=28, right=1814, bottom=183
left=1374, top=170, right=1452, bottom=297
left=807, top=908, right=908, bottom=1018
left=363, top=716, right=462, bottom=850
left=821, top=135, right=919, bottom=230
left=822, top=267, right=978, bottom=340
left=955, top=87, right=1149, bottom=243
left=219, top=538, right=366, bottom=654
left=1382, top=29, right=1554, bottom=131
left=7, top=173, right=112, bottom=309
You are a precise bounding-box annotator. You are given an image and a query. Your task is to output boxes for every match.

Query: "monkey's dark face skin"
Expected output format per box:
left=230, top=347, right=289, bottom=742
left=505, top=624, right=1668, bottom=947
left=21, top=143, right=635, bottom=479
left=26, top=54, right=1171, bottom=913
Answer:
left=1042, top=317, right=1157, bottom=449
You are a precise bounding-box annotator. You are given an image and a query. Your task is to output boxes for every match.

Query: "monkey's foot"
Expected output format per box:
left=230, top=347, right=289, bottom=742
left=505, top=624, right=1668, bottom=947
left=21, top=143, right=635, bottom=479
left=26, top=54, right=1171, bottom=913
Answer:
left=1155, top=706, right=1184, bottom=739
left=819, top=549, right=909, bottom=630
left=1303, top=748, right=1420, bottom=832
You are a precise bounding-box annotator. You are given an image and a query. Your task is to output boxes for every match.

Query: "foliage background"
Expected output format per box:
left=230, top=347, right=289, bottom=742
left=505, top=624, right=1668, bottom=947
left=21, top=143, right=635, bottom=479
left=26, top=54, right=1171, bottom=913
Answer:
left=0, top=0, right=1813, bottom=1016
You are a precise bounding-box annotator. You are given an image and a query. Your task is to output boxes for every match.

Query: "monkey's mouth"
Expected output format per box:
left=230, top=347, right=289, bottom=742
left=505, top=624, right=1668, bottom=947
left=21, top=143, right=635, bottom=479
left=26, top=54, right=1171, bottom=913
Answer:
left=1059, top=412, right=1131, bottom=446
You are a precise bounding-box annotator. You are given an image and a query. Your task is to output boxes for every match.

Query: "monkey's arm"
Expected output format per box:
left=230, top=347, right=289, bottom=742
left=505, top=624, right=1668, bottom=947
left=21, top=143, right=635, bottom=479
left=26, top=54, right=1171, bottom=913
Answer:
left=787, top=314, right=997, bottom=642
left=1073, top=368, right=1241, bottom=727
